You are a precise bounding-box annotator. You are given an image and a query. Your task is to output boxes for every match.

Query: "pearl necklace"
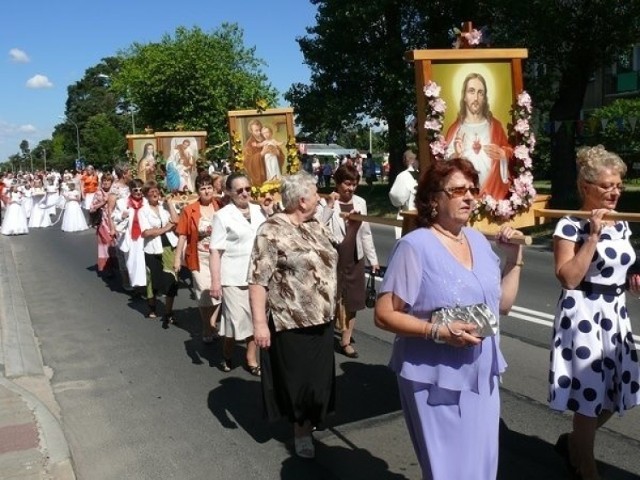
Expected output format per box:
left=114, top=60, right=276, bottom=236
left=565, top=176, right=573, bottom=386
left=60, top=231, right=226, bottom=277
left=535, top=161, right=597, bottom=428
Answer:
left=431, top=224, right=465, bottom=244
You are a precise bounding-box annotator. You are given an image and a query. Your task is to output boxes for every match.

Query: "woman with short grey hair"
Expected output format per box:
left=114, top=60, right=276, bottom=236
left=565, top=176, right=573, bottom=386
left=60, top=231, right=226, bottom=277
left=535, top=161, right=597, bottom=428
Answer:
left=279, top=171, right=316, bottom=211
left=249, top=171, right=338, bottom=459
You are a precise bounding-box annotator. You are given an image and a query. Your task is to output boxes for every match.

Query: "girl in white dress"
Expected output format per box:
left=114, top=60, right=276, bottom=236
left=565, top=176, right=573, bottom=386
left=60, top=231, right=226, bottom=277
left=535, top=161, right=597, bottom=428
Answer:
left=44, top=177, right=60, bottom=218
left=28, top=178, right=51, bottom=228
left=20, top=181, right=34, bottom=219
left=61, top=182, right=89, bottom=232
left=1, top=184, right=29, bottom=235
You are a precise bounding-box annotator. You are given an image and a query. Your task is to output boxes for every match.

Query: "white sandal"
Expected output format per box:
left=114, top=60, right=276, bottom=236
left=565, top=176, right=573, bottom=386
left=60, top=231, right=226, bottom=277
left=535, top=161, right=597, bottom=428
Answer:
left=294, top=435, right=315, bottom=459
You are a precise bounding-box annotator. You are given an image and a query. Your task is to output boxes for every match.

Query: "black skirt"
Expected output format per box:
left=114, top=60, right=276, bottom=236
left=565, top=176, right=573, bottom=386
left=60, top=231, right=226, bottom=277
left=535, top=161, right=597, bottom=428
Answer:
left=145, top=250, right=178, bottom=297
left=261, top=319, right=336, bottom=427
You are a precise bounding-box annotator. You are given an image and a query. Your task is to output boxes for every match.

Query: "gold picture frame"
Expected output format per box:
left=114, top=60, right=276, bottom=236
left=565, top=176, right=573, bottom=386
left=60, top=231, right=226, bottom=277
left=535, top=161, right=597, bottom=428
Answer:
left=406, top=48, right=528, bottom=201
left=227, top=108, right=295, bottom=187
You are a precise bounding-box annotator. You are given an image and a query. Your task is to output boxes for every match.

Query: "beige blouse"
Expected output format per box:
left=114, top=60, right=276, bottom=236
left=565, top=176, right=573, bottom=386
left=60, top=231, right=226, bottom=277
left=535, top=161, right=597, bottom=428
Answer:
left=248, top=214, right=338, bottom=332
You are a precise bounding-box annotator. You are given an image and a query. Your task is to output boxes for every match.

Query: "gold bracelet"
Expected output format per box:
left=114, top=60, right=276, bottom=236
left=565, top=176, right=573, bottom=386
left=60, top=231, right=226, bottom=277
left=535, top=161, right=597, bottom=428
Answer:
left=509, top=261, right=524, bottom=267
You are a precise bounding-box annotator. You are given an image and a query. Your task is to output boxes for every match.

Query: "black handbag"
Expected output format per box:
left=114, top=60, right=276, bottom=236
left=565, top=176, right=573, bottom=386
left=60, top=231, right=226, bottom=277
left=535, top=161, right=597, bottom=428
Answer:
left=365, top=273, right=377, bottom=308
left=88, top=209, right=102, bottom=228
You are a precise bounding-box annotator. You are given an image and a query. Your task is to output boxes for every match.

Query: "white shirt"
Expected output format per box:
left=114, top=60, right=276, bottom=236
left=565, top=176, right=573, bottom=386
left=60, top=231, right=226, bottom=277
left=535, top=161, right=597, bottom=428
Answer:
left=210, top=203, right=266, bottom=286
left=388, top=166, right=418, bottom=239
left=389, top=166, right=417, bottom=211
left=139, top=203, right=178, bottom=254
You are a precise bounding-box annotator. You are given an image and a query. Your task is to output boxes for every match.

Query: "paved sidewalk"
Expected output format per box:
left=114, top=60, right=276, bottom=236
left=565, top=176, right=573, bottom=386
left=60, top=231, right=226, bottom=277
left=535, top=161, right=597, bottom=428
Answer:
left=0, top=238, right=75, bottom=480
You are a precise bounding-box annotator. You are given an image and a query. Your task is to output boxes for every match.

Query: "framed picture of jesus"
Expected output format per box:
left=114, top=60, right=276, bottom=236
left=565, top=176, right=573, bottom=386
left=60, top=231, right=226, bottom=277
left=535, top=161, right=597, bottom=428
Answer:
left=406, top=49, right=528, bottom=203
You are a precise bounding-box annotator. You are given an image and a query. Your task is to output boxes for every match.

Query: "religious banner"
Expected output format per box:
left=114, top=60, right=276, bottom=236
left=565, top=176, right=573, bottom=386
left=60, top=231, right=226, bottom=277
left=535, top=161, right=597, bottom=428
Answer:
left=405, top=24, right=544, bottom=229
left=127, top=131, right=207, bottom=194
left=155, top=131, right=207, bottom=193
left=227, top=107, right=297, bottom=190
left=126, top=134, right=156, bottom=182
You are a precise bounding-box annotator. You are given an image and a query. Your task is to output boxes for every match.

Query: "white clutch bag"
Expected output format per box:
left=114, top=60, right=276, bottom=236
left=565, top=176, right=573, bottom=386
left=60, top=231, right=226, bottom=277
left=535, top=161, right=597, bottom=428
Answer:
left=431, top=303, right=498, bottom=337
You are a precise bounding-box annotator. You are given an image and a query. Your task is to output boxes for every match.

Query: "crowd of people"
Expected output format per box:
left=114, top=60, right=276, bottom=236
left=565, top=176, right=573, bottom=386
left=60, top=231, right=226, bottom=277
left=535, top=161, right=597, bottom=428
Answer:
left=0, top=167, right=99, bottom=235
left=1, top=144, right=638, bottom=479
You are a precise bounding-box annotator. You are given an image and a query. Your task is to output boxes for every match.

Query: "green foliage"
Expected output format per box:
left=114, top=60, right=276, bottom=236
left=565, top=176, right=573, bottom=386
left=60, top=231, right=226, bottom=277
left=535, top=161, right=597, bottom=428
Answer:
left=286, top=0, right=426, bottom=178
left=82, top=113, right=128, bottom=167
left=49, top=56, right=126, bottom=169
left=291, top=0, right=640, bottom=200
left=43, top=25, right=275, bottom=170
left=114, top=24, right=277, bottom=149
left=487, top=0, right=640, bottom=206
left=46, top=135, right=70, bottom=171
left=589, top=99, right=640, bottom=162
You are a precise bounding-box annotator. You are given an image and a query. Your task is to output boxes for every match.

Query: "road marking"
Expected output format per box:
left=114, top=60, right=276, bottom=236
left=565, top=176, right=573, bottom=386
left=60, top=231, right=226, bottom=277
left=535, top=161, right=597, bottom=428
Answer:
left=511, top=305, right=555, bottom=320
left=508, top=305, right=640, bottom=346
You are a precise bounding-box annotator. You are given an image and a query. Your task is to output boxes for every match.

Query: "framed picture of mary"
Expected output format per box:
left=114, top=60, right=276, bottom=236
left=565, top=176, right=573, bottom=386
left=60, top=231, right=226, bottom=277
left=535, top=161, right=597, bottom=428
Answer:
left=155, top=132, right=207, bottom=193
left=227, top=108, right=295, bottom=187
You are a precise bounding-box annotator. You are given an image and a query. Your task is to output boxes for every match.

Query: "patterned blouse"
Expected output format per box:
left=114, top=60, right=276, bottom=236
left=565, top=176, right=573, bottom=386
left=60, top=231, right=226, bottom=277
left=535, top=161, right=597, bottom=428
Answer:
left=249, top=214, right=338, bottom=332
left=197, top=216, right=213, bottom=253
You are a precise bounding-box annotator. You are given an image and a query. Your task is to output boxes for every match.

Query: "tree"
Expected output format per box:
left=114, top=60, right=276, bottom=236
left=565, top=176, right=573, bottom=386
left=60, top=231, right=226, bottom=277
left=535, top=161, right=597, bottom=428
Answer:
left=286, top=0, right=498, bottom=183
left=81, top=113, right=127, bottom=167
left=590, top=98, right=640, bottom=165
left=488, top=0, right=640, bottom=207
left=113, top=24, right=278, bottom=151
left=291, top=1, right=640, bottom=202
left=31, top=139, right=53, bottom=171
left=287, top=1, right=412, bottom=182
left=18, top=140, right=30, bottom=171
left=60, top=56, right=127, bottom=166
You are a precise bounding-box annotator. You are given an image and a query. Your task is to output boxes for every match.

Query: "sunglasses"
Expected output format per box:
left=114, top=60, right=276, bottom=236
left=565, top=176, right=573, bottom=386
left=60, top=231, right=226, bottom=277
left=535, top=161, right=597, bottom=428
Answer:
left=439, top=186, right=480, bottom=198
left=235, top=186, right=252, bottom=195
left=131, top=187, right=143, bottom=193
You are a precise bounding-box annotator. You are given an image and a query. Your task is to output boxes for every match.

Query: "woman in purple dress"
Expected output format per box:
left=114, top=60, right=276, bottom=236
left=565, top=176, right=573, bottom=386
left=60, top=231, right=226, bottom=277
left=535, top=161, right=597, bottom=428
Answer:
left=375, top=158, right=524, bottom=479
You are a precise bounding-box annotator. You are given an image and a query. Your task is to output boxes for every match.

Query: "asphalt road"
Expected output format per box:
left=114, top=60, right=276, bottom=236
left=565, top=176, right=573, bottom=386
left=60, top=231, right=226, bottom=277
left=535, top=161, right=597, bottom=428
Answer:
left=5, top=223, right=640, bottom=480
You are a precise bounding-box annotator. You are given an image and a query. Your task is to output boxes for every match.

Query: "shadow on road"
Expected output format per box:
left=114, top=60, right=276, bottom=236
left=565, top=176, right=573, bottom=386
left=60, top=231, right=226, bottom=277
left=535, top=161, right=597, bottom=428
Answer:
left=498, top=419, right=640, bottom=480
left=280, top=438, right=410, bottom=480
left=207, top=360, right=399, bottom=441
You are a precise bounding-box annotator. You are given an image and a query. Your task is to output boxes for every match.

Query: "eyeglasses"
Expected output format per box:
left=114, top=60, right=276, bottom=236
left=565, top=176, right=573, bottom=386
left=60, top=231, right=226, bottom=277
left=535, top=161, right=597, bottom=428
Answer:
left=235, top=186, right=252, bottom=195
left=438, top=186, right=480, bottom=198
left=587, top=182, right=625, bottom=193
left=131, top=187, right=143, bottom=193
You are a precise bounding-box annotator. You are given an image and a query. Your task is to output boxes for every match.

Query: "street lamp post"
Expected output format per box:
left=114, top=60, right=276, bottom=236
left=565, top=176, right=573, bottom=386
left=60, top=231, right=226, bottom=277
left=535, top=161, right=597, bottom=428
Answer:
left=369, top=125, right=373, bottom=154
left=130, top=107, right=136, bottom=134
left=60, top=116, right=81, bottom=160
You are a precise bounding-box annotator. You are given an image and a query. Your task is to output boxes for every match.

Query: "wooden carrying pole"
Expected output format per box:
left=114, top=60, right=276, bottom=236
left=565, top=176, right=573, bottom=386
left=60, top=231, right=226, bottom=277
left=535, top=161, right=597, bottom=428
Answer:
left=339, top=212, right=532, bottom=246
left=534, top=209, right=640, bottom=223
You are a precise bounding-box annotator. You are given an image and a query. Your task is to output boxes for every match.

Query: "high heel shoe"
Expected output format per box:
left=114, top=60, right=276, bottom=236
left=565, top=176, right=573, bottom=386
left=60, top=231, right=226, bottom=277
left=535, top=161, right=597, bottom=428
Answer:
left=554, top=433, right=582, bottom=479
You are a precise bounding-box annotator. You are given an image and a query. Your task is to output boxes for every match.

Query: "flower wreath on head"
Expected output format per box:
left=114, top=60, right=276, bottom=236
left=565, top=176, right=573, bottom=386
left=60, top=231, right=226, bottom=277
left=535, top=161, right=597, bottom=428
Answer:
left=423, top=80, right=537, bottom=222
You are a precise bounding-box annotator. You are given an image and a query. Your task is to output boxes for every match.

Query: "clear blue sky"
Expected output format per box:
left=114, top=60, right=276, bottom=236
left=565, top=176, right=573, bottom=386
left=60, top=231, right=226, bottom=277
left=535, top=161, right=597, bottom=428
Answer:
left=0, top=0, right=318, bottom=163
